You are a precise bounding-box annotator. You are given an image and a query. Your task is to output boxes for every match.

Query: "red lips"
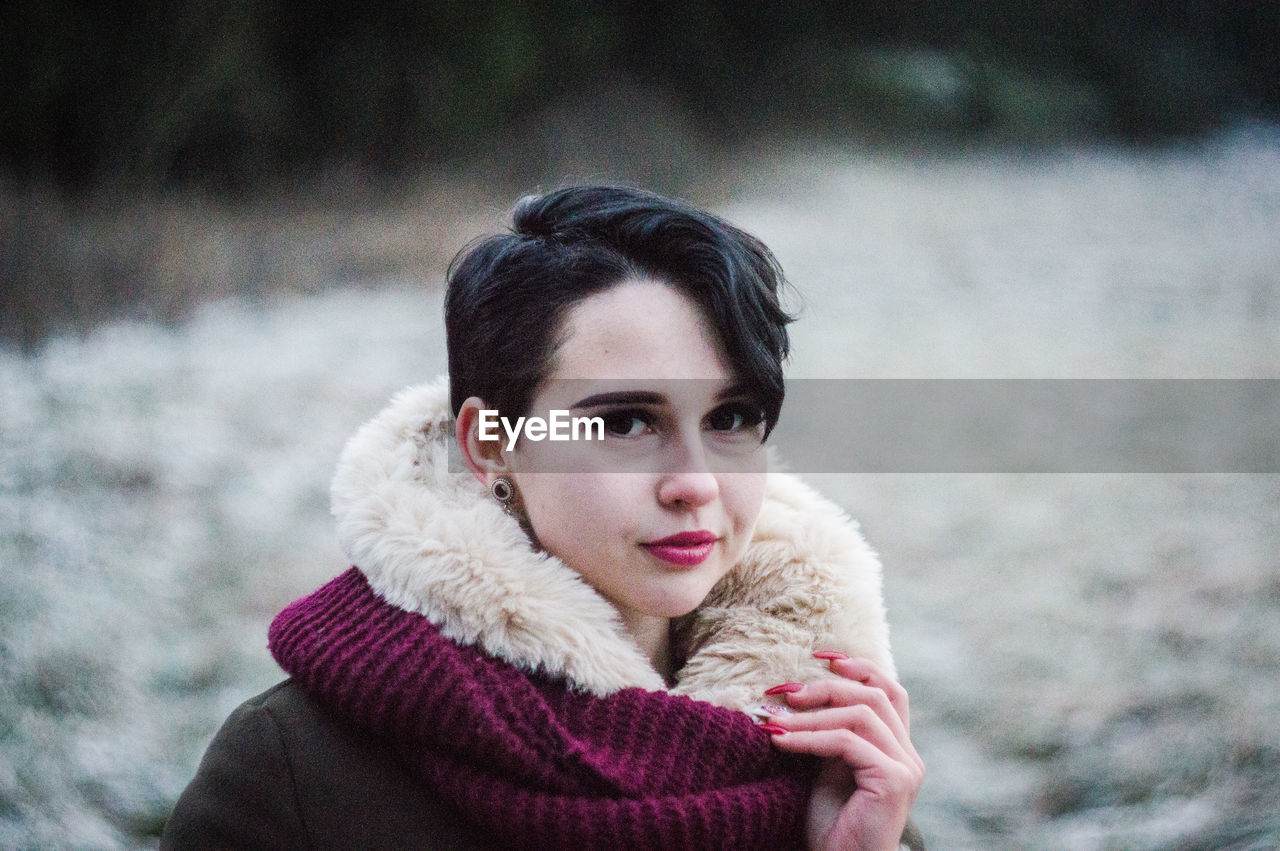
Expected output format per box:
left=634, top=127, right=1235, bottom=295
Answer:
left=647, top=530, right=717, bottom=547
left=641, top=530, right=718, bottom=566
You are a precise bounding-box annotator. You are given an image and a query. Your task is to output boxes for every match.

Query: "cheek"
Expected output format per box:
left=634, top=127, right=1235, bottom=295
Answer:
left=519, top=474, right=641, bottom=548
left=723, top=473, right=766, bottom=535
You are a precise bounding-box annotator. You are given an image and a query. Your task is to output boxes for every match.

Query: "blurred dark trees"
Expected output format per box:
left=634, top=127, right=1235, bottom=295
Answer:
left=2, top=1, right=1278, bottom=349
left=3, top=0, right=1278, bottom=193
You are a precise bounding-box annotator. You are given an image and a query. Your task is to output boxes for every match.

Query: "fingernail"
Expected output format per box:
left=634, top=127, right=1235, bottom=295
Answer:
left=813, top=650, right=849, bottom=661
left=764, top=682, right=805, bottom=696
left=758, top=723, right=788, bottom=736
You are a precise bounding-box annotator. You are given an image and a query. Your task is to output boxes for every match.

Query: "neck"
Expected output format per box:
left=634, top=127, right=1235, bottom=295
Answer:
left=620, top=612, right=674, bottom=684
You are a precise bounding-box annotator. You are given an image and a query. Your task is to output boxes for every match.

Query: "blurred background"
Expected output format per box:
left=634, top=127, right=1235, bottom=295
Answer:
left=2, top=2, right=1278, bottom=847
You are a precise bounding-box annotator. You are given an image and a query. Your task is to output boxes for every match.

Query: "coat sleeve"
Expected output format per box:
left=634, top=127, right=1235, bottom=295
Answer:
left=161, top=692, right=310, bottom=849
left=901, top=817, right=927, bottom=850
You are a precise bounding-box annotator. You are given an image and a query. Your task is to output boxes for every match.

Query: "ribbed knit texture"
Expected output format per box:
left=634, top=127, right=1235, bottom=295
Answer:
left=269, top=568, right=811, bottom=850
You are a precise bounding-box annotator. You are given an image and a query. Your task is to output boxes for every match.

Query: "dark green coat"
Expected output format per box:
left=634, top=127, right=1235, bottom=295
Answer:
left=164, top=678, right=926, bottom=849
left=162, top=679, right=488, bottom=849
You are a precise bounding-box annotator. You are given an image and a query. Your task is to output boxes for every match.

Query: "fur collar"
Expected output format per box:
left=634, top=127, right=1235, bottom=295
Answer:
left=330, top=378, right=893, bottom=712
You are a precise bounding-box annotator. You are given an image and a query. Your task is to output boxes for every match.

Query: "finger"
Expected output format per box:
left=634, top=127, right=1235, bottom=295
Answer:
left=768, top=727, right=924, bottom=796
left=813, top=654, right=912, bottom=735
left=780, top=676, right=910, bottom=743
left=768, top=702, right=914, bottom=766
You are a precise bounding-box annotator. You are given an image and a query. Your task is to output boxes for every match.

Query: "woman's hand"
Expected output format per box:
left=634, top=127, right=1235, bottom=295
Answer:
left=759, top=653, right=924, bottom=851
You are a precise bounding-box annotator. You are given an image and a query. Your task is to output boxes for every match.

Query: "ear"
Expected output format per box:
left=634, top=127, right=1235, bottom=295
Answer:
left=455, top=396, right=511, bottom=487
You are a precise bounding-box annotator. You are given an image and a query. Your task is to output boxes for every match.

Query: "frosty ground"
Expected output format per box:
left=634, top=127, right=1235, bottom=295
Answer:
left=2, top=127, right=1278, bottom=847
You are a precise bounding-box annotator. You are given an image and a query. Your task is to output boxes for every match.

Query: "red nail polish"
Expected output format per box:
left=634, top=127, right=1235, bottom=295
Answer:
left=764, top=682, right=805, bottom=695
left=758, top=723, right=788, bottom=735
left=813, top=650, right=849, bottom=661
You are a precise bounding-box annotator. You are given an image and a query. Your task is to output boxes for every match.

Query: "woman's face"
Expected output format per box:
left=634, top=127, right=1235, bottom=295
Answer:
left=506, top=278, right=768, bottom=633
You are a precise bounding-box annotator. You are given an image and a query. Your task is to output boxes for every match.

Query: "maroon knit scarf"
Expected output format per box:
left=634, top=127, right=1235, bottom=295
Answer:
left=269, top=568, right=812, bottom=850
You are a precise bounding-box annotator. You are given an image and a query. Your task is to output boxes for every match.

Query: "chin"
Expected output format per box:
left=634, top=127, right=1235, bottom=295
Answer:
left=655, top=601, right=705, bottom=620
left=645, top=578, right=723, bottom=619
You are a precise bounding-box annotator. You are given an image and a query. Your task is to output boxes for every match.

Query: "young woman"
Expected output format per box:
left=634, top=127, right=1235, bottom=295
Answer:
left=163, top=186, right=924, bottom=849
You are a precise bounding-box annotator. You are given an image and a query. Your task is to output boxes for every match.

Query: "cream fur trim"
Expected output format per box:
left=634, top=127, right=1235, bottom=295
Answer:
left=331, top=379, right=893, bottom=712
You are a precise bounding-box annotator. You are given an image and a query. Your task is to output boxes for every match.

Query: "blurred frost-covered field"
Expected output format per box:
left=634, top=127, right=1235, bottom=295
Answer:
left=3, top=127, right=1278, bottom=848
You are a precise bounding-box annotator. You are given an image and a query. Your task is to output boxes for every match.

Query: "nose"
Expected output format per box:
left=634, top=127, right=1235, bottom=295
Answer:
left=657, top=469, right=719, bottom=509
left=656, top=436, right=719, bottom=509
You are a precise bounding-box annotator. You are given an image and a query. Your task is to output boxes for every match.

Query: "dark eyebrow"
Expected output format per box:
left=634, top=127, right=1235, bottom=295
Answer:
left=570, top=383, right=755, bottom=409
left=715, top=383, right=753, bottom=402
left=570, top=390, right=667, bottom=408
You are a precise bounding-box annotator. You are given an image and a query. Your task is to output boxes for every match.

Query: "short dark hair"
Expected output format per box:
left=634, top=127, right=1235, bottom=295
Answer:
left=445, top=185, right=793, bottom=434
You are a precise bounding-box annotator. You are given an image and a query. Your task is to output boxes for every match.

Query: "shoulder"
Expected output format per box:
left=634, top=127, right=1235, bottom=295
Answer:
left=162, top=681, right=309, bottom=848
left=164, top=680, right=486, bottom=850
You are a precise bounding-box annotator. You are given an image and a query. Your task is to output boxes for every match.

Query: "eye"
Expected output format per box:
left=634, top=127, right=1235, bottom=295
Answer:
left=705, top=403, right=765, bottom=433
left=601, top=409, right=653, bottom=437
